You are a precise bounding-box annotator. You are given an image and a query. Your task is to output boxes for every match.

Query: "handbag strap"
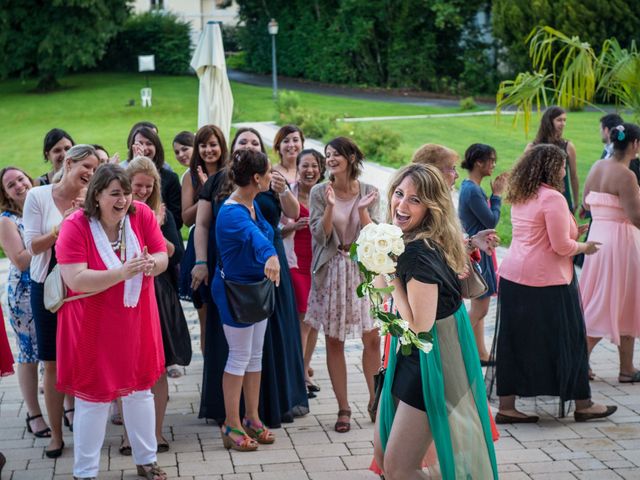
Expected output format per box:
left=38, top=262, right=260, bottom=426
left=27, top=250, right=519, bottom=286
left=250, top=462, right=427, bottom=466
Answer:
left=63, top=290, right=103, bottom=304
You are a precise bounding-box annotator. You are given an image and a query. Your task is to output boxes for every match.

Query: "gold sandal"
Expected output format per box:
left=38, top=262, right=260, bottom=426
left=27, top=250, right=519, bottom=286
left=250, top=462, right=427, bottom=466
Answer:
left=243, top=418, right=275, bottom=444
left=221, top=424, right=258, bottom=451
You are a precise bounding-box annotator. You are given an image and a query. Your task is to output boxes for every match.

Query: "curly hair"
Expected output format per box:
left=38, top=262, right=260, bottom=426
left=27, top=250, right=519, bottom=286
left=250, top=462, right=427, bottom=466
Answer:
left=506, top=144, right=566, bottom=204
left=387, top=163, right=467, bottom=273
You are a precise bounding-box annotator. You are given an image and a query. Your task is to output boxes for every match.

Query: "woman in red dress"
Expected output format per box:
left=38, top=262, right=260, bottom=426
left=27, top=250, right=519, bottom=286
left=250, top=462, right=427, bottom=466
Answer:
left=281, top=149, right=325, bottom=396
left=56, top=164, right=168, bottom=480
left=0, top=307, right=14, bottom=477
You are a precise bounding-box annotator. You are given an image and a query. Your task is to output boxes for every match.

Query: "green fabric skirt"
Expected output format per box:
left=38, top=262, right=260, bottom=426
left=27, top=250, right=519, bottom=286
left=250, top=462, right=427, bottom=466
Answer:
left=378, top=305, right=498, bottom=479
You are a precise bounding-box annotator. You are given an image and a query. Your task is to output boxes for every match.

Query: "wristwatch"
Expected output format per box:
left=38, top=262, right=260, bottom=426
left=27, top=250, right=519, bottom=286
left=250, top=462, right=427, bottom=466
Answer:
left=383, top=273, right=398, bottom=283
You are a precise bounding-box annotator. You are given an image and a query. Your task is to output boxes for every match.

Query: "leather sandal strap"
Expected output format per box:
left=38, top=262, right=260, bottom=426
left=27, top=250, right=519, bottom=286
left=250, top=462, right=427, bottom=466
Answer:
left=337, top=409, right=352, bottom=418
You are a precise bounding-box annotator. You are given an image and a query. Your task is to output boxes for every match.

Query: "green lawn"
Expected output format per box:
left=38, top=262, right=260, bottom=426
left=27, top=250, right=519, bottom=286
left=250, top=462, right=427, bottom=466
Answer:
left=0, top=72, right=607, bottom=246
left=366, top=111, right=605, bottom=243
left=0, top=72, right=459, bottom=176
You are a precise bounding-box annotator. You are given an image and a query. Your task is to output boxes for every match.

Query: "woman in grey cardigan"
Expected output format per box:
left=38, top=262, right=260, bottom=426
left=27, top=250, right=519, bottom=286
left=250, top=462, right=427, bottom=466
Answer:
left=306, top=137, right=380, bottom=433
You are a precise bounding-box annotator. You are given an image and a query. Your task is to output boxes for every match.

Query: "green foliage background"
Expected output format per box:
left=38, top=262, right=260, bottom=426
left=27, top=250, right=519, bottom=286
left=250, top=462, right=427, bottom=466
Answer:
left=235, top=0, right=494, bottom=94
left=0, top=0, right=129, bottom=90
left=492, top=0, right=640, bottom=76
left=100, top=12, right=193, bottom=75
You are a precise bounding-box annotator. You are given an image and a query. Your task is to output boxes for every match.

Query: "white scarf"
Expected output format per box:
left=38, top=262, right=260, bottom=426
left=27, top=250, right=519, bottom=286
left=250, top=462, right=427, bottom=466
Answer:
left=89, top=215, right=142, bottom=307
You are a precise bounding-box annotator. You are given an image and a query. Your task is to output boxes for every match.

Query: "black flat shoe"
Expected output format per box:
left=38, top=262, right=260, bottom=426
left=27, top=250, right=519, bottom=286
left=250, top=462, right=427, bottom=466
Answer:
left=26, top=413, right=52, bottom=438
left=574, top=405, right=617, bottom=422
left=306, top=380, right=321, bottom=393
left=45, top=441, right=65, bottom=459
left=63, top=408, right=74, bottom=432
left=0, top=451, right=6, bottom=476
left=495, top=412, right=539, bottom=424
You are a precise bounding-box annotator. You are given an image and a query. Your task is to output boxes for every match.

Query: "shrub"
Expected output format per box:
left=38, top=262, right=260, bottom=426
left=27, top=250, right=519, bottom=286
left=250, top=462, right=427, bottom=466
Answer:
left=459, top=96, right=477, bottom=111
left=100, top=12, right=192, bottom=75
left=351, top=124, right=404, bottom=167
left=226, top=51, right=247, bottom=70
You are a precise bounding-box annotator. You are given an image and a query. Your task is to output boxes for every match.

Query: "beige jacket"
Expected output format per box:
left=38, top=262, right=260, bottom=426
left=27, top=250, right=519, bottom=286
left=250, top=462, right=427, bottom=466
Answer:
left=309, top=181, right=380, bottom=288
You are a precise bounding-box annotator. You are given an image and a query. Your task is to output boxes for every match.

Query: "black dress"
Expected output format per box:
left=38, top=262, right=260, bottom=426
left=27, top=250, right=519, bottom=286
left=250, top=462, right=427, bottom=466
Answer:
left=159, top=168, right=183, bottom=231
left=155, top=212, right=192, bottom=366
left=198, top=175, right=309, bottom=427
left=391, top=240, right=462, bottom=411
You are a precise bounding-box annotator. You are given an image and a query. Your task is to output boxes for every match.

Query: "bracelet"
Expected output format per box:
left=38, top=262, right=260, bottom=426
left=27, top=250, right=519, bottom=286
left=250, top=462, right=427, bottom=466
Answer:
left=194, top=260, right=207, bottom=266
left=383, top=272, right=398, bottom=283
left=51, top=224, right=59, bottom=239
left=466, top=235, right=474, bottom=251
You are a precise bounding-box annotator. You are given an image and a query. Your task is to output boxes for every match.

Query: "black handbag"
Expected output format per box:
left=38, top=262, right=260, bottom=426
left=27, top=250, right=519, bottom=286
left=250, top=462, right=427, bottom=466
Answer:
left=371, top=366, right=386, bottom=415
left=222, top=270, right=275, bottom=324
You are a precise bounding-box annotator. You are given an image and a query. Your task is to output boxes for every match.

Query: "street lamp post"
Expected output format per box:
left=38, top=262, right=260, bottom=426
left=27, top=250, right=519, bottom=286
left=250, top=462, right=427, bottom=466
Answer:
left=268, top=18, right=279, bottom=99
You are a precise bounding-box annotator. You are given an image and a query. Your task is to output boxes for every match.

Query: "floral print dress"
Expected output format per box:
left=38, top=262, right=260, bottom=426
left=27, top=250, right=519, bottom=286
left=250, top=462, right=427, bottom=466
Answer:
left=1, top=211, right=37, bottom=363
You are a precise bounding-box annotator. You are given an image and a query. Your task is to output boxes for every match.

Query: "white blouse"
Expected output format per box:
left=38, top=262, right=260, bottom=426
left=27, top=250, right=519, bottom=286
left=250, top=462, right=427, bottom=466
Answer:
left=23, top=185, right=63, bottom=283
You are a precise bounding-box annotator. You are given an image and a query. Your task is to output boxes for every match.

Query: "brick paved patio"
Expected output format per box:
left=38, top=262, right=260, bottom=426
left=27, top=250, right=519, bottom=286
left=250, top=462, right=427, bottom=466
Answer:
left=2, top=252, right=640, bottom=479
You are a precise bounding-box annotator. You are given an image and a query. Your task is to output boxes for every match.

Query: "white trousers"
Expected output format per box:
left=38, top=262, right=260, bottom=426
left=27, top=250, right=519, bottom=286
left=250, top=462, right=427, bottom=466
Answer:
left=223, top=319, right=268, bottom=376
left=73, top=389, right=157, bottom=478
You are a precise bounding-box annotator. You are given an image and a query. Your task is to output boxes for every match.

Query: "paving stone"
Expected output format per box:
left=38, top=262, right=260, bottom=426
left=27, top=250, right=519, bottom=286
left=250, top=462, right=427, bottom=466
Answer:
left=496, top=448, right=552, bottom=464
left=178, top=459, right=234, bottom=476
left=519, top=460, right=576, bottom=474
left=302, top=457, right=346, bottom=472
left=308, top=470, right=380, bottom=480
left=296, top=443, right=351, bottom=459
left=573, top=471, right=624, bottom=479
left=252, top=470, right=310, bottom=480
left=230, top=449, right=300, bottom=466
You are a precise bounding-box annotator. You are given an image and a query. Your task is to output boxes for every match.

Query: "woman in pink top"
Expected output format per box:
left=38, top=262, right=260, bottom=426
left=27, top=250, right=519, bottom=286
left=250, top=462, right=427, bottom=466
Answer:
left=56, top=164, right=168, bottom=480
left=581, top=123, right=640, bottom=383
left=494, top=144, right=616, bottom=424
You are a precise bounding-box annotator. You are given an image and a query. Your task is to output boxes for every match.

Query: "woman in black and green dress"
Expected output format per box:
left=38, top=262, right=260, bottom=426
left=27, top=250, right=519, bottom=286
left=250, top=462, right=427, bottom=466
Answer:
left=373, top=163, right=497, bottom=479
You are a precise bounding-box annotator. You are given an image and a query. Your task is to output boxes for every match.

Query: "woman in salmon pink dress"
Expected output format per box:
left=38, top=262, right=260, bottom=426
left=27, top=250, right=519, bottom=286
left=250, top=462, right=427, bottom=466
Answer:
left=56, top=164, right=169, bottom=480
left=581, top=123, right=640, bottom=382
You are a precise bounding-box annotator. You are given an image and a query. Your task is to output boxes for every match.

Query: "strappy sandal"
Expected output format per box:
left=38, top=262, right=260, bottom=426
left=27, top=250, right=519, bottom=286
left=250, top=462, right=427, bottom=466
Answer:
left=335, top=409, right=352, bottom=433
left=619, top=371, right=640, bottom=383
left=119, top=438, right=132, bottom=456
left=367, top=403, right=377, bottom=423
left=157, top=436, right=170, bottom=453
left=63, top=408, right=75, bottom=432
left=26, top=413, right=52, bottom=438
left=136, top=462, right=167, bottom=480
left=221, top=424, right=258, bottom=451
left=243, top=418, right=275, bottom=444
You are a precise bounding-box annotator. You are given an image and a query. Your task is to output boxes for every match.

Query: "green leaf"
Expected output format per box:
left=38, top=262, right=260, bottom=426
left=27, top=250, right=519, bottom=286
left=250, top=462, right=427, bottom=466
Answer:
left=401, top=344, right=412, bottom=356
left=377, top=311, right=398, bottom=323
left=371, top=285, right=394, bottom=295
left=389, top=323, right=404, bottom=337
left=356, top=282, right=367, bottom=298
left=417, top=331, right=433, bottom=342
left=349, top=243, right=358, bottom=261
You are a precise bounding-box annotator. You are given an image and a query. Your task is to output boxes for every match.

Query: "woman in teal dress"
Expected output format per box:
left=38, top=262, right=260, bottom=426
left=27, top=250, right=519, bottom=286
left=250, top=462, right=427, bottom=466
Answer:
left=373, top=163, right=498, bottom=479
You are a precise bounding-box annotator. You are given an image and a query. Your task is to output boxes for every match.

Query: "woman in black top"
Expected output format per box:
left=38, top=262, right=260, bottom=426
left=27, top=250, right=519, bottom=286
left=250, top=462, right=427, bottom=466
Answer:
left=36, top=129, right=75, bottom=186
left=192, top=127, right=308, bottom=428
left=373, top=163, right=498, bottom=479
left=128, top=126, right=183, bottom=230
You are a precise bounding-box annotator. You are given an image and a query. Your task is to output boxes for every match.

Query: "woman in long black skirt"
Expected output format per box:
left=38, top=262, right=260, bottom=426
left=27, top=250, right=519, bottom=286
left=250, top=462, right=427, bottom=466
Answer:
left=493, top=144, right=616, bottom=423
left=193, top=128, right=308, bottom=427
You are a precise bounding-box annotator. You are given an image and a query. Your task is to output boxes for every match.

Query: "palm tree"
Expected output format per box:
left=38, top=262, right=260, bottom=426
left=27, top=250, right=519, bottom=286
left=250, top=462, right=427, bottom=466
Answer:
left=496, top=26, right=639, bottom=135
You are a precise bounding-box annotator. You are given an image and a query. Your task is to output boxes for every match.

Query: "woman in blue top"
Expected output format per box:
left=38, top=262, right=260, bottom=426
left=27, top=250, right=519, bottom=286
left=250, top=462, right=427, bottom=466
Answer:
left=458, top=144, right=507, bottom=365
left=213, top=149, right=281, bottom=452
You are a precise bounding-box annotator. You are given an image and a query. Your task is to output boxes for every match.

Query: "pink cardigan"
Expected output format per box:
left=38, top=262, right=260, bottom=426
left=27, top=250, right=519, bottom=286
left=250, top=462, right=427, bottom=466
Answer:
left=499, top=185, right=579, bottom=287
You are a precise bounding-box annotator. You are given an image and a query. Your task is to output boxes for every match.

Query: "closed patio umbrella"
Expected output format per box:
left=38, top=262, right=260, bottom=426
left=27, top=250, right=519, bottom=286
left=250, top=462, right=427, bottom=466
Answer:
left=190, top=21, right=234, bottom=141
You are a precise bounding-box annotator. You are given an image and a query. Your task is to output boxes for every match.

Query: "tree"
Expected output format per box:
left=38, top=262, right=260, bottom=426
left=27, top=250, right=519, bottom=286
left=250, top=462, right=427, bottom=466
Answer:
left=496, top=26, right=640, bottom=135
left=235, top=0, right=489, bottom=93
left=0, top=0, right=130, bottom=91
left=492, top=0, right=640, bottom=77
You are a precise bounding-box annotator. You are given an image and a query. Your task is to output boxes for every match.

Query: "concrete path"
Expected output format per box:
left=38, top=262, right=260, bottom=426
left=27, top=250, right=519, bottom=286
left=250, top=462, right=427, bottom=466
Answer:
left=2, top=129, right=640, bottom=478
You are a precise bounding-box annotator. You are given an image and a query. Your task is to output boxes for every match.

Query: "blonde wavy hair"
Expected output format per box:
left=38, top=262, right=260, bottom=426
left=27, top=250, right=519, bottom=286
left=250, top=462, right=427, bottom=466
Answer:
left=125, top=156, right=162, bottom=214
left=506, top=144, right=565, bottom=204
left=387, top=163, right=467, bottom=273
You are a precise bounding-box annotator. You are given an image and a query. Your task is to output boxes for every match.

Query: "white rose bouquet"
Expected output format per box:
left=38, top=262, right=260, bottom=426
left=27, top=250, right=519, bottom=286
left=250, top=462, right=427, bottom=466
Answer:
left=350, top=223, right=433, bottom=356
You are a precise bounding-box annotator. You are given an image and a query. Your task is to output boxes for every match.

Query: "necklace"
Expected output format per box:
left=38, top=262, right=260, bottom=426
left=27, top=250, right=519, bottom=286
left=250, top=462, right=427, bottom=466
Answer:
left=109, top=220, right=126, bottom=263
